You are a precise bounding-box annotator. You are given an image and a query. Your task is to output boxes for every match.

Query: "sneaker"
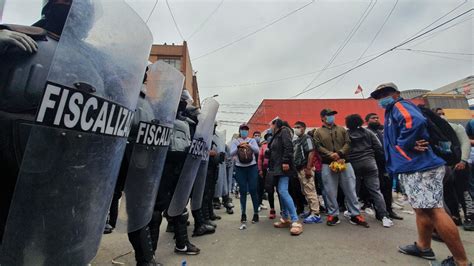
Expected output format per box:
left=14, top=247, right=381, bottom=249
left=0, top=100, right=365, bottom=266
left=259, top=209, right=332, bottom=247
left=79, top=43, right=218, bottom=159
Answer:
left=364, top=208, right=375, bottom=216
left=398, top=242, right=436, bottom=260
left=269, top=209, right=276, bottom=219
left=350, top=215, right=370, bottom=228
left=382, top=216, right=394, bottom=228
left=430, top=256, right=473, bottom=266
left=343, top=210, right=351, bottom=219
left=274, top=218, right=292, bottom=228
left=326, top=215, right=340, bottom=226
left=260, top=204, right=268, bottom=210
left=290, top=221, right=303, bottom=236
left=463, top=218, right=474, bottom=231
left=252, top=214, right=259, bottom=224
left=299, top=210, right=311, bottom=219
left=103, top=224, right=114, bottom=234
left=174, top=242, right=200, bottom=255
left=241, top=214, right=247, bottom=223
left=304, top=214, right=322, bottom=224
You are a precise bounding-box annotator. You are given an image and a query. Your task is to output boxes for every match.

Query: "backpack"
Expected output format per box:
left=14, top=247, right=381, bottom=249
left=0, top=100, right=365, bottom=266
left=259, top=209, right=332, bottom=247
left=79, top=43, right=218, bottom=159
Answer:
left=418, top=106, right=461, bottom=166
left=237, top=140, right=254, bottom=164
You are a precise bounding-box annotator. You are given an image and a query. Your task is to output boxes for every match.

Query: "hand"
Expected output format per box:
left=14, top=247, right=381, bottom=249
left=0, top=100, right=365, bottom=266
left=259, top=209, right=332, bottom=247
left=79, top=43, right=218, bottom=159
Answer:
left=304, top=168, right=313, bottom=178
left=282, top=163, right=290, bottom=171
left=454, top=161, right=466, bottom=171
left=337, top=159, right=345, bottom=164
left=330, top=152, right=340, bottom=161
left=414, top=139, right=429, bottom=152
left=259, top=170, right=264, bottom=177
left=0, top=29, right=38, bottom=53
left=209, top=150, right=217, bottom=157
left=238, top=142, right=249, bottom=148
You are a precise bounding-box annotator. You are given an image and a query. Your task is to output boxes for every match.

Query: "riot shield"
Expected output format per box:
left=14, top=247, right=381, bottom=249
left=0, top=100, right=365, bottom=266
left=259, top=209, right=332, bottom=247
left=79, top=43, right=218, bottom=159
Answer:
left=190, top=133, right=213, bottom=211
left=0, top=1, right=152, bottom=265
left=167, top=98, right=220, bottom=217
left=123, top=61, right=184, bottom=233
left=214, top=130, right=227, bottom=197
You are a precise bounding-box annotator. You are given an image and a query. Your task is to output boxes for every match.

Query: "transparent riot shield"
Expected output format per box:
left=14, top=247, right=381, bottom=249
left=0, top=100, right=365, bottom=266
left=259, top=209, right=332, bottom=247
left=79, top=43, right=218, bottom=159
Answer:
left=123, top=61, right=184, bottom=233
left=0, top=1, right=152, bottom=265
left=214, top=130, right=227, bottom=197
left=167, top=98, right=220, bottom=217
left=190, top=133, right=213, bottom=211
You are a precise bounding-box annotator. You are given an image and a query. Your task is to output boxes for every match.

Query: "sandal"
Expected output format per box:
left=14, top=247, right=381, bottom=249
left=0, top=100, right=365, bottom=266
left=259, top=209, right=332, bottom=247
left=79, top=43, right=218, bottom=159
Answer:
left=290, top=222, right=303, bottom=236
left=273, top=218, right=291, bottom=228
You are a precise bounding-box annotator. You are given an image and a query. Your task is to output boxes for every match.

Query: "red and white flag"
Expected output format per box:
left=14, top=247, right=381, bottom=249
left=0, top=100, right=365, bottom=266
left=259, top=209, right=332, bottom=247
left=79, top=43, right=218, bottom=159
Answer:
left=355, top=84, right=363, bottom=94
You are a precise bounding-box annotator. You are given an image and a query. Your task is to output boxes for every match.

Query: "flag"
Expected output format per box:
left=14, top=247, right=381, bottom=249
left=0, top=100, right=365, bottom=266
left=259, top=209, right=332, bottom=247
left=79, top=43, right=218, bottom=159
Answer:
left=355, top=85, right=363, bottom=94
left=463, top=84, right=471, bottom=95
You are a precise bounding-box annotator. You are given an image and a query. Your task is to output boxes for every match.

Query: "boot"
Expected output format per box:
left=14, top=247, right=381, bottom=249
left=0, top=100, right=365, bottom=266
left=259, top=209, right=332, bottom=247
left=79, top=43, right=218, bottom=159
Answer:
left=207, top=196, right=221, bottom=221
left=213, top=198, right=222, bottom=209
left=173, top=212, right=200, bottom=255
left=192, top=209, right=215, bottom=237
left=128, top=226, right=160, bottom=266
left=149, top=210, right=163, bottom=252
left=223, top=195, right=234, bottom=214
left=202, top=200, right=218, bottom=228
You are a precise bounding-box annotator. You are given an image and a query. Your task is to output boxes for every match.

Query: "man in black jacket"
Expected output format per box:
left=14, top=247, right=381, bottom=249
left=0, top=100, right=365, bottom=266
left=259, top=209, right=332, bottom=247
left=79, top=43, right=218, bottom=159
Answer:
left=366, top=113, right=403, bottom=220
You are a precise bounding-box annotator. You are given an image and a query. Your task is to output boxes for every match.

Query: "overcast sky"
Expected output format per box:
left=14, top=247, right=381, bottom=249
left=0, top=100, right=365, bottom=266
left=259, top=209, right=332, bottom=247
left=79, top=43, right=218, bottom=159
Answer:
left=2, top=0, right=473, bottom=137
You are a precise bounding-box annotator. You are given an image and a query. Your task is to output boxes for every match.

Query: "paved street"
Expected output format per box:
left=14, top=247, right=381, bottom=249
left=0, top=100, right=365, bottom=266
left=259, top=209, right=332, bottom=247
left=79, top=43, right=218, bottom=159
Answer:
left=93, top=196, right=473, bottom=266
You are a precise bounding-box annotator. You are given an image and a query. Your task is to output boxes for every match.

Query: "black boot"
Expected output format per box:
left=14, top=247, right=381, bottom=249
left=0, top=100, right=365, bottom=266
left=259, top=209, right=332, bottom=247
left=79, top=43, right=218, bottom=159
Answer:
left=149, top=210, right=163, bottom=252
left=213, top=198, right=222, bottom=209
left=173, top=212, right=200, bottom=255
left=202, top=200, right=218, bottom=228
left=208, top=196, right=221, bottom=221
left=191, top=209, right=215, bottom=237
left=128, top=226, right=161, bottom=266
left=223, top=195, right=234, bottom=214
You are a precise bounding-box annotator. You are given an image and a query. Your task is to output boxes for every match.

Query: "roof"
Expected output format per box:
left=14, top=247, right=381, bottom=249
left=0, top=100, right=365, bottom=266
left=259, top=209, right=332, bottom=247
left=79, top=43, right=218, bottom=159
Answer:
left=246, top=98, right=425, bottom=134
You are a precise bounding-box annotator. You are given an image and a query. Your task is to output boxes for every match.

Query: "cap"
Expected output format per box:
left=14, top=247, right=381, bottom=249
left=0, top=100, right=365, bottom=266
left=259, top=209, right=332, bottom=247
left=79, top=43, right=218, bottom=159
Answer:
left=239, top=123, right=249, bottom=130
left=320, top=109, right=338, bottom=117
left=370, top=82, right=399, bottom=99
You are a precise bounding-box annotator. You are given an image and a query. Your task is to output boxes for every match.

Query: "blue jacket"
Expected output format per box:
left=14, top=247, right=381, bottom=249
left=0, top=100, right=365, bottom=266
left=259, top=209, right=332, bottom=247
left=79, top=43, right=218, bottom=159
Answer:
left=383, top=98, right=445, bottom=174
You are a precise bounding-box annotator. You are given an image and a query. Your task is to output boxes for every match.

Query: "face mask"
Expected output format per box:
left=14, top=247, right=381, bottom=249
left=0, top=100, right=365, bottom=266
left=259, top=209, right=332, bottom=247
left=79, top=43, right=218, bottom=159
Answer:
left=378, top=96, right=395, bottom=109
left=254, top=137, right=261, bottom=143
left=240, top=130, right=249, bottom=138
left=326, top=115, right=335, bottom=124
left=368, top=122, right=381, bottom=130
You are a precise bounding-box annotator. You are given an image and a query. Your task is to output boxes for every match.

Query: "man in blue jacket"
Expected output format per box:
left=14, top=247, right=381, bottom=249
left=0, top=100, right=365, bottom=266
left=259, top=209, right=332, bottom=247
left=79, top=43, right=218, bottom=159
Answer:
left=371, top=83, right=469, bottom=266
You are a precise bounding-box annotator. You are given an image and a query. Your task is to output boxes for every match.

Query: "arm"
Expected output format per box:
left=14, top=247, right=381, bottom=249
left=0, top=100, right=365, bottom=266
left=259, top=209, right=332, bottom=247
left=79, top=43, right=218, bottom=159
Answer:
left=393, top=102, right=426, bottom=151
left=230, top=139, right=239, bottom=156
left=338, top=128, right=351, bottom=157
left=248, top=138, right=260, bottom=154
left=369, top=130, right=384, bottom=160
left=314, top=130, right=333, bottom=159
left=281, top=128, right=294, bottom=164
left=453, top=124, right=471, bottom=162
left=258, top=145, right=265, bottom=171
left=304, top=136, right=315, bottom=169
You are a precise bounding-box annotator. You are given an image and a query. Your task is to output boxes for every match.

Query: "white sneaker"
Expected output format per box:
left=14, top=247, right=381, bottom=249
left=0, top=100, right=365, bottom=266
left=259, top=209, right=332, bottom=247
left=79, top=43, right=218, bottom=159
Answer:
left=382, top=216, right=394, bottom=228
left=343, top=210, right=351, bottom=219
left=365, top=208, right=375, bottom=216
left=260, top=204, right=268, bottom=210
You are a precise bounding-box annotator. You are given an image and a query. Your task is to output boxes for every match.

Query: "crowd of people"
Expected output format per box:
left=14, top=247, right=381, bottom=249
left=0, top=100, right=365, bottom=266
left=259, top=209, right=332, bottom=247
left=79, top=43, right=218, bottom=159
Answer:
left=214, top=82, right=473, bottom=266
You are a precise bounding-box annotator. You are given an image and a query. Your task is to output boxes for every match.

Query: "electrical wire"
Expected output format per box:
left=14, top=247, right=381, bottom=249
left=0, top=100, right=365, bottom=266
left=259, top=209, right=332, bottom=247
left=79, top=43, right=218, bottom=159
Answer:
left=398, top=48, right=474, bottom=56
left=187, top=0, right=225, bottom=40
left=145, top=0, right=159, bottom=24
left=317, top=0, right=399, bottom=98
left=401, top=50, right=473, bottom=62
left=289, top=8, right=474, bottom=98
left=166, top=0, right=186, bottom=40
left=411, top=15, right=473, bottom=47
left=192, top=0, right=315, bottom=61
left=297, top=0, right=377, bottom=95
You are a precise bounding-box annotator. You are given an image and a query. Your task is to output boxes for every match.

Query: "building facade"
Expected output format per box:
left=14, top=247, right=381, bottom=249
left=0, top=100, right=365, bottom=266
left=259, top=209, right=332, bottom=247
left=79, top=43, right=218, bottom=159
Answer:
left=149, top=41, right=200, bottom=106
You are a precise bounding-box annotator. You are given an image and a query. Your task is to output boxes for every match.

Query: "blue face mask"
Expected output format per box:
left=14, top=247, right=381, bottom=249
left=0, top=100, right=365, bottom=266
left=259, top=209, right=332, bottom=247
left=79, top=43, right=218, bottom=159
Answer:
left=240, top=130, right=249, bottom=138
left=378, top=96, right=395, bottom=109
left=326, top=115, right=335, bottom=124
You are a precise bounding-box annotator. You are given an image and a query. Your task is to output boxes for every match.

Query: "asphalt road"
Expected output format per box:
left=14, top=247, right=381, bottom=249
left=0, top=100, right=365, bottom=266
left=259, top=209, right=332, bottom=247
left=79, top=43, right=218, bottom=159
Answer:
left=93, top=197, right=474, bottom=266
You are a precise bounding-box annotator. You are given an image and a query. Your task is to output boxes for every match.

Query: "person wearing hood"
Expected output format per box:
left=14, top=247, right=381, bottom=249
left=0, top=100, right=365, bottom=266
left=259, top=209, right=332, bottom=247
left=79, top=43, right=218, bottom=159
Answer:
left=346, top=114, right=394, bottom=228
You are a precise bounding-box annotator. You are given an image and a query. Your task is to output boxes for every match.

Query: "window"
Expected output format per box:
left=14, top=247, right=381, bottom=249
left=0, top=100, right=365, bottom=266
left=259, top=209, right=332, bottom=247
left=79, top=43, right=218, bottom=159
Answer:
left=158, top=58, right=181, bottom=70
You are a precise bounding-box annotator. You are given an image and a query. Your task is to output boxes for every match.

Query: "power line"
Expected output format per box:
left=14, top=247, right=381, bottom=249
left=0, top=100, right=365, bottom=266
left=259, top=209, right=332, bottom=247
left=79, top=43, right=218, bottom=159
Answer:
left=192, top=0, right=315, bottom=61
left=411, top=15, right=473, bottom=47
left=166, top=0, right=185, bottom=40
left=317, top=0, right=399, bottom=98
left=400, top=50, right=473, bottom=62
left=399, top=48, right=474, bottom=56
left=145, top=0, right=159, bottom=24
left=187, top=0, right=225, bottom=40
left=297, top=0, right=377, bottom=96
left=289, top=8, right=474, bottom=98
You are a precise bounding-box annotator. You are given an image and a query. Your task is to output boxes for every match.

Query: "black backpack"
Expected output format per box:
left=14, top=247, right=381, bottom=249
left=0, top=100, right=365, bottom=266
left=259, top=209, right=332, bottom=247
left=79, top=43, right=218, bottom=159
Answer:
left=418, top=105, right=461, bottom=166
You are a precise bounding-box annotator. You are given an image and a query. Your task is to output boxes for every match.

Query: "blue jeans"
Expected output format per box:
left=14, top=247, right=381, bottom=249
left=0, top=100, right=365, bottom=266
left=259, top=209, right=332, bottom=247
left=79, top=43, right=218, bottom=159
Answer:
left=277, top=176, right=298, bottom=222
left=235, top=165, right=259, bottom=215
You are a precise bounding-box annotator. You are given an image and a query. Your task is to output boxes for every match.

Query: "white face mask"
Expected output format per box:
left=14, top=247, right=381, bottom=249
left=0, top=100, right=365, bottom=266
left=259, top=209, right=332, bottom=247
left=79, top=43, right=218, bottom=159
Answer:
left=295, top=129, right=303, bottom=137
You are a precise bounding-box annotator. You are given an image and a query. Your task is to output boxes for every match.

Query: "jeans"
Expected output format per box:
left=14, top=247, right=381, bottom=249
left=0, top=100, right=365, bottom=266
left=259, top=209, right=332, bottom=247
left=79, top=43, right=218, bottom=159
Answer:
left=352, top=159, right=389, bottom=218
left=277, top=176, right=299, bottom=222
left=321, top=163, right=360, bottom=216
left=235, top=165, right=259, bottom=215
